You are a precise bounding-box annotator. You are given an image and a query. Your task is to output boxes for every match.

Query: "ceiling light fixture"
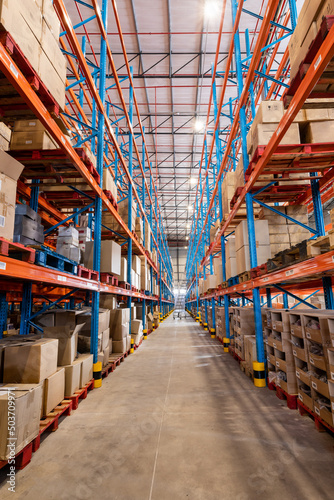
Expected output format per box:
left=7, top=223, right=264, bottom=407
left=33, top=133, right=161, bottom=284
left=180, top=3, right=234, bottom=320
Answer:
left=204, top=1, right=221, bottom=21
left=194, top=119, right=204, bottom=132
left=189, top=176, right=197, bottom=185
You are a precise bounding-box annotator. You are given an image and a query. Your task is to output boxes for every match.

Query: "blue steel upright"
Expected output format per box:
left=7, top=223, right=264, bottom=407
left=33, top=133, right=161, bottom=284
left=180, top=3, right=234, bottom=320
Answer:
left=127, top=67, right=135, bottom=329
left=231, top=0, right=265, bottom=366
left=91, top=0, right=108, bottom=363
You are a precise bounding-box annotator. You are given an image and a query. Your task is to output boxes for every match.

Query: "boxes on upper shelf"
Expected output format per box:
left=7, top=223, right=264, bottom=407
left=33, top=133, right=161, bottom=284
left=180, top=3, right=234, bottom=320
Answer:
left=14, top=204, right=44, bottom=245
left=42, top=367, right=65, bottom=417
left=43, top=323, right=84, bottom=366
left=84, top=240, right=121, bottom=275
left=0, top=152, right=25, bottom=241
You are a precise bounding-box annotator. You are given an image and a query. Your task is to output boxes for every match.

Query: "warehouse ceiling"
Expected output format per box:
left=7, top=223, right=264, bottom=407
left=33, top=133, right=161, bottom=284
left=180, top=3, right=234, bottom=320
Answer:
left=64, top=0, right=294, bottom=283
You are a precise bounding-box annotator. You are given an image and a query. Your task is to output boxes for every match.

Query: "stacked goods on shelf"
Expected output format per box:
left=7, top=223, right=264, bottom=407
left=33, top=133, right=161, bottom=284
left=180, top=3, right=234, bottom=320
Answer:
left=147, top=311, right=154, bottom=331
left=135, top=217, right=143, bottom=244
left=215, top=306, right=234, bottom=344
left=244, top=336, right=257, bottom=378
left=103, top=198, right=137, bottom=233
left=235, top=220, right=270, bottom=274
left=247, top=101, right=300, bottom=159
left=153, top=305, right=160, bottom=327
left=0, top=0, right=67, bottom=108
left=73, top=308, right=110, bottom=365
left=152, top=248, right=158, bottom=266
left=132, top=255, right=141, bottom=291
left=114, top=257, right=127, bottom=283
left=270, top=310, right=298, bottom=395
left=0, top=151, right=24, bottom=240
left=56, top=226, right=80, bottom=263
left=10, top=120, right=58, bottom=150
left=14, top=204, right=44, bottom=246
left=102, top=168, right=117, bottom=202
left=288, top=0, right=334, bottom=81
left=0, top=122, right=11, bottom=151
left=131, top=319, right=143, bottom=345
left=139, top=255, right=151, bottom=291
left=207, top=306, right=213, bottom=331
left=84, top=239, right=121, bottom=275
left=78, top=226, right=92, bottom=255
left=109, top=308, right=131, bottom=355
left=226, top=237, right=237, bottom=280
left=258, top=205, right=309, bottom=257
left=263, top=308, right=276, bottom=381
left=230, top=307, right=255, bottom=359
left=144, top=223, right=151, bottom=254
left=302, top=312, right=334, bottom=425
left=222, top=171, right=238, bottom=219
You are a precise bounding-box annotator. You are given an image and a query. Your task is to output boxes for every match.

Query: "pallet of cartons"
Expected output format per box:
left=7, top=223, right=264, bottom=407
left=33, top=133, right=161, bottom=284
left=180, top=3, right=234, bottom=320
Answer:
left=306, top=234, right=334, bottom=257
left=0, top=236, right=35, bottom=263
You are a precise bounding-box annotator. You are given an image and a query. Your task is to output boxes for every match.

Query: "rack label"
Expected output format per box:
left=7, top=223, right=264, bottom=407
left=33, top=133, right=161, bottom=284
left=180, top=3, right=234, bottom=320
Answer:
left=57, top=275, right=67, bottom=282
left=0, top=261, right=6, bottom=270
left=286, top=269, right=294, bottom=276
left=262, top=277, right=269, bottom=282
left=311, top=381, right=317, bottom=390
left=314, top=406, right=320, bottom=416
left=296, top=370, right=300, bottom=379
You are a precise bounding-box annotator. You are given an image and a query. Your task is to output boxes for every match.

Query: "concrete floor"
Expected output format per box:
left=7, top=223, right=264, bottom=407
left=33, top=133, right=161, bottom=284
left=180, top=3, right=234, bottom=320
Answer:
left=1, top=315, right=334, bottom=499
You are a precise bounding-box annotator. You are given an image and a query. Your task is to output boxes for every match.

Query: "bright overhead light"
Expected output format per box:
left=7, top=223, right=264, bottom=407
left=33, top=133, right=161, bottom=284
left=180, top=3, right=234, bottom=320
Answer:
left=194, top=119, right=204, bottom=132
left=184, top=246, right=187, bottom=249
left=204, top=1, right=221, bottom=21
left=187, top=205, right=193, bottom=212
left=186, top=224, right=190, bottom=228
left=186, top=236, right=189, bottom=240
left=189, top=176, right=197, bottom=185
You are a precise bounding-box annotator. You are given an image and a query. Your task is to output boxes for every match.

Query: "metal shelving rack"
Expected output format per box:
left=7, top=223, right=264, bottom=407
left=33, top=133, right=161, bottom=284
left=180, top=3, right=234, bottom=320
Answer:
left=185, top=0, right=334, bottom=373
left=0, top=0, right=174, bottom=361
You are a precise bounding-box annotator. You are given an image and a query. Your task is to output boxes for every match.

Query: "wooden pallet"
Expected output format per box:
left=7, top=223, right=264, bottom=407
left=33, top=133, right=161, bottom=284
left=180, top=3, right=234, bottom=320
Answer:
left=0, top=399, right=73, bottom=471
left=100, top=273, right=118, bottom=286
left=238, top=271, right=251, bottom=283
left=67, top=379, right=94, bottom=410
left=35, top=245, right=78, bottom=274
left=307, top=234, right=334, bottom=257
left=102, top=351, right=130, bottom=378
left=250, top=263, right=267, bottom=279
left=0, top=237, right=35, bottom=263
left=267, top=240, right=309, bottom=272
left=77, top=265, right=99, bottom=281
left=119, top=281, right=131, bottom=290
left=298, top=399, right=334, bottom=434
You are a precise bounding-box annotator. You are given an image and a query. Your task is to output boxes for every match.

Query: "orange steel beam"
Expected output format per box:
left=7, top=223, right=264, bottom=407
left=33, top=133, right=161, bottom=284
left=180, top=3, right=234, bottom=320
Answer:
left=0, top=37, right=164, bottom=284
left=16, top=180, right=66, bottom=223
left=55, top=0, right=171, bottom=285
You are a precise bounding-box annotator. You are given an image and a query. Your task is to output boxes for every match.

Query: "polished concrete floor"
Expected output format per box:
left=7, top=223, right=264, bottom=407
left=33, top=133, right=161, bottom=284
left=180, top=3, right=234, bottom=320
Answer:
left=1, top=314, right=334, bottom=499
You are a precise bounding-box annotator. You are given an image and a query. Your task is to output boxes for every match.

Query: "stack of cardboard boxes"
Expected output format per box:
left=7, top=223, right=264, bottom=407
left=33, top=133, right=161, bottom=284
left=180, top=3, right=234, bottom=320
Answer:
left=14, top=204, right=44, bottom=246
left=0, top=122, right=11, bottom=151
left=84, top=240, right=121, bottom=276
left=10, top=119, right=57, bottom=150
left=258, top=205, right=309, bottom=257
left=109, top=308, right=131, bottom=354
left=235, top=220, right=270, bottom=274
left=0, top=152, right=25, bottom=241
left=0, top=0, right=67, bottom=109
left=56, top=226, right=80, bottom=263
left=230, top=307, right=255, bottom=360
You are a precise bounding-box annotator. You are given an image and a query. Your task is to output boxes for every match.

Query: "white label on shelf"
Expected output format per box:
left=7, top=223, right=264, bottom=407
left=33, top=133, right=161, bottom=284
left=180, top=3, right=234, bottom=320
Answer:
left=286, top=269, right=294, bottom=276
left=314, top=55, right=321, bottom=70
left=233, top=287, right=236, bottom=291
left=306, top=332, right=311, bottom=339
left=293, top=350, right=297, bottom=357
left=0, top=215, right=5, bottom=228
left=25, top=140, right=32, bottom=144
left=263, top=277, right=269, bottom=282
left=0, top=261, right=6, bottom=270
left=57, top=275, right=67, bottom=282
left=310, top=357, right=314, bottom=365
left=10, top=62, right=18, bottom=79
left=296, top=371, right=300, bottom=379
left=315, top=406, right=320, bottom=416
left=276, top=361, right=279, bottom=367
left=299, top=394, right=303, bottom=402
left=312, top=381, right=317, bottom=390
left=273, top=342, right=277, bottom=348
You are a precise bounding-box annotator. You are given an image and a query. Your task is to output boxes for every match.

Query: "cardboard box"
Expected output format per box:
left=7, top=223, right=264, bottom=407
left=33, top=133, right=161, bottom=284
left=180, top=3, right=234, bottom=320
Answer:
left=3, top=339, right=58, bottom=383
left=254, top=100, right=284, bottom=125
left=252, top=122, right=300, bottom=152
left=236, top=244, right=271, bottom=273
left=114, top=257, right=127, bottom=282
left=76, top=353, right=93, bottom=388
left=235, top=220, right=270, bottom=251
left=99, top=294, right=117, bottom=310
left=42, top=367, right=65, bottom=416
left=110, top=308, right=130, bottom=327
left=10, top=130, right=57, bottom=150
left=112, top=338, right=127, bottom=354
left=84, top=240, right=121, bottom=275
left=0, top=384, right=43, bottom=460
left=64, top=363, right=81, bottom=397
left=38, top=49, right=66, bottom=109
left=76, top=308, right=110, bottom=335
left=102, top=168, right=117, bottom=201
left=98, top=347, right=109, bottom=367
left=131, top=319, right=143, bottom=335
left=101, top=328, right=110, bottom=352
left=298, top=388, right=314, bottom=411
left=44, top=324, right=83, bottom=366
left=0, top=151, right=25, bottom=241
left=305, top=121, right=334, bottom=143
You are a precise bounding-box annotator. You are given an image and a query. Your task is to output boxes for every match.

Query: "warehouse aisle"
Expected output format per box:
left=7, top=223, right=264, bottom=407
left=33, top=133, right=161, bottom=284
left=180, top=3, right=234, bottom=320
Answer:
left=1, top=315, right=334, bottom=500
